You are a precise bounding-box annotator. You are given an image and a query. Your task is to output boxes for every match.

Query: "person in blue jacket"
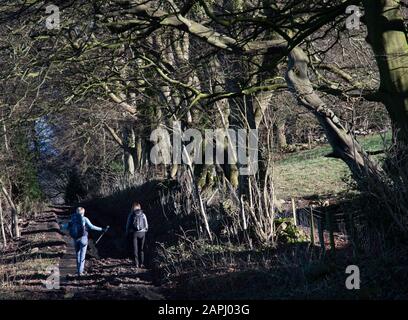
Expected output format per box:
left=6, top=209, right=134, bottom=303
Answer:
left=61, top=207, right=107, bottom=276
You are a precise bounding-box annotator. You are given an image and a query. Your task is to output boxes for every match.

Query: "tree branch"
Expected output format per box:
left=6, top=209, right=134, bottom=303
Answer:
left=104, top=123, right=134, bottom=154
left=103, top=84, right=137, bottom=115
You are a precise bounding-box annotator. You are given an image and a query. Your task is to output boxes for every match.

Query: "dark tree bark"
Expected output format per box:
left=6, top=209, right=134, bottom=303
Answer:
left=363, top=0, right=408, bottom=146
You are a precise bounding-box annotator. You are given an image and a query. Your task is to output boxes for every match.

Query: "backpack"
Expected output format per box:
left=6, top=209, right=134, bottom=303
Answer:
left=132, top=210, right=144, bottom=232
left=69, top=213, right=86, bottom=239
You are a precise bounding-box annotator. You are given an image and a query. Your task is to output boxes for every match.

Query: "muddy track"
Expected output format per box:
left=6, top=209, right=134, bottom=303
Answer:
left=1, top=207, right=165, bottom=300
left=55, top=206, right=165, bottom=300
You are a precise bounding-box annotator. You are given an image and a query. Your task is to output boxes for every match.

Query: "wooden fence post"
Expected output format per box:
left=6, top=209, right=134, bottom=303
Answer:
left=310, top=206, right=315, bottom=245
left=326, top=212, right=335, bottom=255
left=317, top=217, right=325, bottom=254
left=291, top=198, right=297, bottom=226
left=346, top=211, right=358, bottom=257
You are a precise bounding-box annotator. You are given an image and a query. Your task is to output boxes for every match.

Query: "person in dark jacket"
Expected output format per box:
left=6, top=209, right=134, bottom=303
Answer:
left=125, top=202, right=148, bottom=268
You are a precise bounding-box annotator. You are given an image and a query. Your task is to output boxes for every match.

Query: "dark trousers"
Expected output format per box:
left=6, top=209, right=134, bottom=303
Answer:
left=133, top=232, right=146, bottom=267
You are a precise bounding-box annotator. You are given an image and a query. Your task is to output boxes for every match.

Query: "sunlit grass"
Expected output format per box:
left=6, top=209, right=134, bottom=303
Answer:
left=274, top=132, right=391, bottom=199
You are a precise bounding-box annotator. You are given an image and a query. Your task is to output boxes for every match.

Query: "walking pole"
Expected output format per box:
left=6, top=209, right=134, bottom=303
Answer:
left=95, top=226, right=110, bottom=245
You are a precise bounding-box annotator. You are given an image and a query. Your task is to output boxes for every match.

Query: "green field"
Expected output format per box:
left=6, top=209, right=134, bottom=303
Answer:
left=274, top=133, right=391, bottom=199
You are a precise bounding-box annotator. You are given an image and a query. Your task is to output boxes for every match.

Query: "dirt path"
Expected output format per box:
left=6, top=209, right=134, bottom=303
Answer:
left=0, top=207, right=165, bottom=300
left=55, top=206, right=165, bottom=299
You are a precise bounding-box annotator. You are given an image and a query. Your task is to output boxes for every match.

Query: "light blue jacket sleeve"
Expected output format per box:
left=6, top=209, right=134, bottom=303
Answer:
left=60, top=222, right=69, bottom=231
left=142, top=214, right=148, bottom=232
left=84, top=217, right=103, bottom=232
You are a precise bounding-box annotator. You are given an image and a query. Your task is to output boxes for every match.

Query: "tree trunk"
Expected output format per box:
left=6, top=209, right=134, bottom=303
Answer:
left=207, top=56, right=238, bottom=188
left=275, top=121, right=287, bottom=149
left=0, top=179, right=20, bottom=238
left=12, top=206, right=20, bottom=239
left=286, top=47, right=381, bottom=185
left=183, top=145, right=213, bottom=241
left=2, top=112, right=9, bottom=152
left=136, top=135, right=143, bottom=170
left=363, top=0, right=408, bottom=147
left=123, top=125, right=136, bottom=175
left=0, top=196, right=6, bottom=248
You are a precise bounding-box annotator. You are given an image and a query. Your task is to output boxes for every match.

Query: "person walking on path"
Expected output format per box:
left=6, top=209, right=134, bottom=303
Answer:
left=62, top=207, right=108, bottom=276
left=125, top=202, right=148, bottom=268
